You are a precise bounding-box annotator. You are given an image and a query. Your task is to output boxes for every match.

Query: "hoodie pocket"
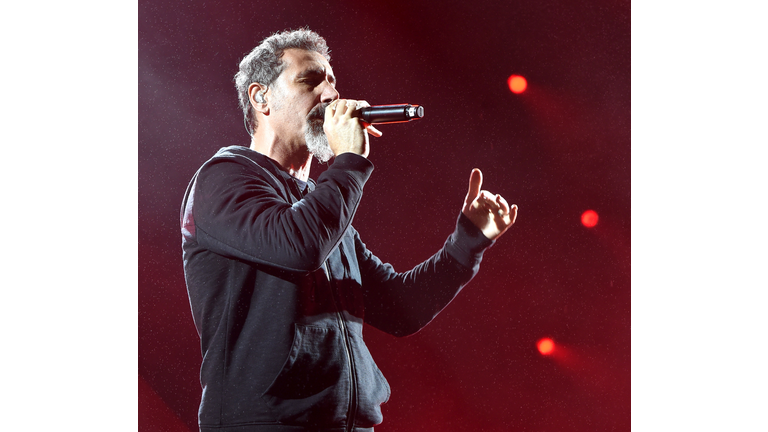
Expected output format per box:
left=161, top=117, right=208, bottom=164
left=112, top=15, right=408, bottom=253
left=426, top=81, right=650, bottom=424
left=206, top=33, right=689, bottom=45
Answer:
left=347, top=330, right=391, bottom=427
left=261, top=325, right=350, bottom=425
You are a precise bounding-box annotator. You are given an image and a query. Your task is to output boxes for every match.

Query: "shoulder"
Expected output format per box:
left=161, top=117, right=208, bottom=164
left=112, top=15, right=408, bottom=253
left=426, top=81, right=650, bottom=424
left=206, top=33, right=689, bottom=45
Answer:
left=199, top=146, right=280, bottom=180
left=195, top=146, right=293, bottom=199
left=207, top=145, right=268, bottom=168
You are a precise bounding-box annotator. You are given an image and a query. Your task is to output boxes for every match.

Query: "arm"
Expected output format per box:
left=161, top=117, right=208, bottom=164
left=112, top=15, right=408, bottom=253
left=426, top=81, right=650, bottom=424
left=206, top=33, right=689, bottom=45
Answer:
left=192, top=152, right=374, bottom=272
left=190, top=98, right=379, bottom=272
left=359, top=169, right=518, bottom=336
left=357, top=214, right=494, bottom=337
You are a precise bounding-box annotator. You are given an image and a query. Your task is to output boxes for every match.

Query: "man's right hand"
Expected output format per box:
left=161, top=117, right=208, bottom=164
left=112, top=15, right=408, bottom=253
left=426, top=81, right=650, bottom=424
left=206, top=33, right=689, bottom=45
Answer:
left=323, top=99, right=382, bottom=158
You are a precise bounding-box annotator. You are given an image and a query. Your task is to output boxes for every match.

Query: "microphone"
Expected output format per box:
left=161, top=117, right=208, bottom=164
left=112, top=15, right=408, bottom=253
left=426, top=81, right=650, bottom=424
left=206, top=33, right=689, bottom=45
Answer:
left=360, top=104, right=424, bottom=124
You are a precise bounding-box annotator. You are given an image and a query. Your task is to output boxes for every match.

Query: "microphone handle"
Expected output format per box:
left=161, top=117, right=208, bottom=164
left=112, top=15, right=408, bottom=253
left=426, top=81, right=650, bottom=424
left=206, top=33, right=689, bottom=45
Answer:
left=360, top=104, right=424, bottom=124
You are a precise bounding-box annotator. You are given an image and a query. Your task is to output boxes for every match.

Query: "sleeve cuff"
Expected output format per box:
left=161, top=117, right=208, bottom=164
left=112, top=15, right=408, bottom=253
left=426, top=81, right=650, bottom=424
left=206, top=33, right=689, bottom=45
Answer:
left=444, top=213, right=495, bottom=270
left=329, top=153, right=375, bottom=184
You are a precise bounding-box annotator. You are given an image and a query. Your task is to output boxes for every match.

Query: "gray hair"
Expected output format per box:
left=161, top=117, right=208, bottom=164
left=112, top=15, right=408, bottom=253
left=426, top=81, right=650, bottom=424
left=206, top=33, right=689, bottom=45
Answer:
left=234, top=29, right=331, bottom=135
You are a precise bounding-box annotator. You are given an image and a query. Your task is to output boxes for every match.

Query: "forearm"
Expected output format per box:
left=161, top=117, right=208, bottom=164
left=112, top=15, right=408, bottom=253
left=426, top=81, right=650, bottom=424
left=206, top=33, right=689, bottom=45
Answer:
left=193, top=152, right=374, bottom=272
left=360, top=214, right=493, bottom=336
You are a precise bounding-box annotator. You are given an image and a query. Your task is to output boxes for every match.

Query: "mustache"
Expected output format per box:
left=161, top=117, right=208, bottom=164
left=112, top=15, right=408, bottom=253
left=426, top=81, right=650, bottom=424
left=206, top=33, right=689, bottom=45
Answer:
left=308, top=102, right=332, bottom=121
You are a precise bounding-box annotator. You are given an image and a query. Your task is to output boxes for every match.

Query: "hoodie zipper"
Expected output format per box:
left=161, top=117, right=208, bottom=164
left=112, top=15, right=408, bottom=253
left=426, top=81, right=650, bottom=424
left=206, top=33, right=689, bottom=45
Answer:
left=294, top=178, right=357, bottom=431
left=324, top=261, right=358, bottom=432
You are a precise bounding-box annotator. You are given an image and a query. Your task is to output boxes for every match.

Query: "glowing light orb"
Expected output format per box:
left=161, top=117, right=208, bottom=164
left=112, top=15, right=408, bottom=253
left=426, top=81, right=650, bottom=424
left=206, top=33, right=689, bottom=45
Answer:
left=581, top=210, right=599, bottom=228
left=537, top=338, right=555, bottom=355
left=507, top=75, right=528, bottom=94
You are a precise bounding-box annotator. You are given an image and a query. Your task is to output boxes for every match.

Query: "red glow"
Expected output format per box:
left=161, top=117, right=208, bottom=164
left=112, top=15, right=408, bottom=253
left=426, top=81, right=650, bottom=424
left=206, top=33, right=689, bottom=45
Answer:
left=537, top=338, right=555, bottom=355
left=507, top=75, right=527, bottom=94
left=581, top=210, right=599, bottom=228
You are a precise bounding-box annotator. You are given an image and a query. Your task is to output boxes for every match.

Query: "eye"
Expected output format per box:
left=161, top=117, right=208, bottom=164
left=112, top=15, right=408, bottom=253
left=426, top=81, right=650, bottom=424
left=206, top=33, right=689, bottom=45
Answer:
left=299, top=74, right=323, bottom=88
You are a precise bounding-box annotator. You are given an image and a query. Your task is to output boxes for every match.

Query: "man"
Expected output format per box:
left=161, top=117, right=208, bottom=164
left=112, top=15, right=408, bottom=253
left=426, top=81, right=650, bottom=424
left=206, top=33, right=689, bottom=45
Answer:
left=181, top=29, right=517, bottom=432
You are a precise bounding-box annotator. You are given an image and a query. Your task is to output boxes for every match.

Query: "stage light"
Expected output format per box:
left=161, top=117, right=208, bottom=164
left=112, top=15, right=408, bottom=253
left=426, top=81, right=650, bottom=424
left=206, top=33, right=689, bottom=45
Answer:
left=507, top=75, right=527, bottom=94
left=537, top=337, right=555, bottom=355
left=581, top=210, right=599, bottom=228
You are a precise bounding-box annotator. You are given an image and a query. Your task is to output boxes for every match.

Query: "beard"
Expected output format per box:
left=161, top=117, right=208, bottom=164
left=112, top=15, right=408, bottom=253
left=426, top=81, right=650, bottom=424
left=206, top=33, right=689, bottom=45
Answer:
left=304, top=103, right=334, bottom=163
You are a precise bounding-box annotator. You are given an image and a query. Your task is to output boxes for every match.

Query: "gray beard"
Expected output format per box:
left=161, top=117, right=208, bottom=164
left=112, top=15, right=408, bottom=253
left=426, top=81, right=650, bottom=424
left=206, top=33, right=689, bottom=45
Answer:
left=305, top=118, right=334, bottom=163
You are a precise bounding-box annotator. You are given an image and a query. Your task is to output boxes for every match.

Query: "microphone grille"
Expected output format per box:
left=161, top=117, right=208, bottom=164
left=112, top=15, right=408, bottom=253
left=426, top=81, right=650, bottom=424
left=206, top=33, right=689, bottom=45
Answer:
left=407, top=105, right=424, bottom=119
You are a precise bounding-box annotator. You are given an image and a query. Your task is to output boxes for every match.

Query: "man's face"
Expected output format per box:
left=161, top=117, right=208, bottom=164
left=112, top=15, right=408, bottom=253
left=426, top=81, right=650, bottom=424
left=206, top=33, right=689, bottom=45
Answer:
left=268, top=48, right=339, bottom=162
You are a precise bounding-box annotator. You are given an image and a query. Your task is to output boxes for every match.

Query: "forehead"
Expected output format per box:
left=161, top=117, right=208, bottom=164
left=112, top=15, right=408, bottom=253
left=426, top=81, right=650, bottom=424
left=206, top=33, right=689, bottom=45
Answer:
left=280, top=48, right=334, bottom=78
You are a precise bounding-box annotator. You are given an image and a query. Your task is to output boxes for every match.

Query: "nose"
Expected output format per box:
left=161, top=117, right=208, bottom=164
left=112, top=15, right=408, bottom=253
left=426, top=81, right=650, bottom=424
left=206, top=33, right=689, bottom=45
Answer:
left=321, top=81, right=339, bottom=104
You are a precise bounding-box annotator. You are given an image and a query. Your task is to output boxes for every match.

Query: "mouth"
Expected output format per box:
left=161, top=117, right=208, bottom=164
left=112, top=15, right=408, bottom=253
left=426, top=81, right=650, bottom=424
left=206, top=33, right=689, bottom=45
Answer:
left=307, top=102, right=331, bottom=122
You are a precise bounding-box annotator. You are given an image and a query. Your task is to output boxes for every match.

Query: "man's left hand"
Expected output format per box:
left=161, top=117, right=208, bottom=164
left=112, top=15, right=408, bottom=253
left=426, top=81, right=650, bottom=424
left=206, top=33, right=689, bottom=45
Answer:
left=462, top=168, right=518, bottom=240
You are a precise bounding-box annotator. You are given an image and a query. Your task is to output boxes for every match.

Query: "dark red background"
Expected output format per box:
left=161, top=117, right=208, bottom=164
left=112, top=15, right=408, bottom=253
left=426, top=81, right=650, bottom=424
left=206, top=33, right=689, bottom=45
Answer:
left=139, top=0, right=630, bottom=430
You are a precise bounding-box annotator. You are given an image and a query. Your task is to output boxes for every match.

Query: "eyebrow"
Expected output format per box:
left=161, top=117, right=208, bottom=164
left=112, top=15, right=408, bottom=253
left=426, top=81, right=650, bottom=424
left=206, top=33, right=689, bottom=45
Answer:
left=296, top=67, right=336, bottom=85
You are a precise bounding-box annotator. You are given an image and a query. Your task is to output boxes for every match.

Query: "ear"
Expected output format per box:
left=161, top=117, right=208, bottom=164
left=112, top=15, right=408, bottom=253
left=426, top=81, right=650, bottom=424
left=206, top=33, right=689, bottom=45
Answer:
left=248, top=83, right=269, bottom=114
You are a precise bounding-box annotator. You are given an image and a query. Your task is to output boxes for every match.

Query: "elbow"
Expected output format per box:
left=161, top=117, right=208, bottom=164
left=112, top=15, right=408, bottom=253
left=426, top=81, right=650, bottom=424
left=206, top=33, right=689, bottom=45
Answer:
left=304, top=253, right=328, bottom=273
left=277, top=249, right=328, bottom=273
left=390, top=326, right=423, bottom=338
left=380, top=316, right=432, bottom=338
left=280, top=242, right=335, bottom=273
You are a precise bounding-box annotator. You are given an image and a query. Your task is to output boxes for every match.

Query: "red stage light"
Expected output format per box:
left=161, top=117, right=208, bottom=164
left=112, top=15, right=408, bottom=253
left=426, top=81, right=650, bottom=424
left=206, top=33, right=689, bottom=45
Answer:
left=507, top=75, right=527, bottom=94
left=581, top=210, right=599, bottom=228
left=537, top=338, right=555, bottom=355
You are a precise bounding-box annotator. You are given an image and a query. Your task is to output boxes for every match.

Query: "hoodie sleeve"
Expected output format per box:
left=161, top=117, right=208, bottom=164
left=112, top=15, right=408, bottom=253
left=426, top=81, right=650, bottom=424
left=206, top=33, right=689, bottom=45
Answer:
left=191, top=152, right=374, bottom=272
left=357, top=213, right=494, bottom=337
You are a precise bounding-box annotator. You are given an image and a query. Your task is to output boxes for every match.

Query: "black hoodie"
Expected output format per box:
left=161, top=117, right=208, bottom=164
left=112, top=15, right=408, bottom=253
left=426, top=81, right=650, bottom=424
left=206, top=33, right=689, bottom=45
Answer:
left=181, top=146, right=493, bottom=431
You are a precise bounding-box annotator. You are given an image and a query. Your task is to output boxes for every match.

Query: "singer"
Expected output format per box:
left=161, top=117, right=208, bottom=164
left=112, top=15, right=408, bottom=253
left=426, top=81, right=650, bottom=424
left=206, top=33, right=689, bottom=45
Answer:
left=181, top=28, right=517, bottom=432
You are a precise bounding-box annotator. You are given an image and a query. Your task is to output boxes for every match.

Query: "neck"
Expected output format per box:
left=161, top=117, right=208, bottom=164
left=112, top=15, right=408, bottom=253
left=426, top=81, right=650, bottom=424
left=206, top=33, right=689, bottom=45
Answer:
left=250, top=128, right=313, bottom=182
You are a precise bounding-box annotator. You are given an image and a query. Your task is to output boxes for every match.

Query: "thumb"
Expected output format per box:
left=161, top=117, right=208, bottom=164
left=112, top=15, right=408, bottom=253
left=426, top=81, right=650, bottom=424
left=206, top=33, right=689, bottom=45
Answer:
left=465, top=168, right=483, bottom=205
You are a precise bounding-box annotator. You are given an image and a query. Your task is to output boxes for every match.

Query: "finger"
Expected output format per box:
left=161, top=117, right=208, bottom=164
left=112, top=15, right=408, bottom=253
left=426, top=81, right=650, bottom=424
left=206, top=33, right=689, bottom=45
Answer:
left=497, top=196, right=518, bottom=225
left=365, top=123, right=383, bottom=137
left=341, top=99, right=362, bottom=117
left=508, top=204, right=519, bottom=225
left=335, top=99, right=351, bottom=116
left=330, top=99, right=347, bottom=117
left=324, top=100, right=337, bottom=122
left=473, top=193, right=495, bottom=216
left=465, top=168, right=483, bottom=205
left=477, top=191, right=499, bottom=207
left=349, top=99, right=370, bottom=120
left=496, top=194, right=510, bottom=214
left=476, top=193, right=507, bottom=219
